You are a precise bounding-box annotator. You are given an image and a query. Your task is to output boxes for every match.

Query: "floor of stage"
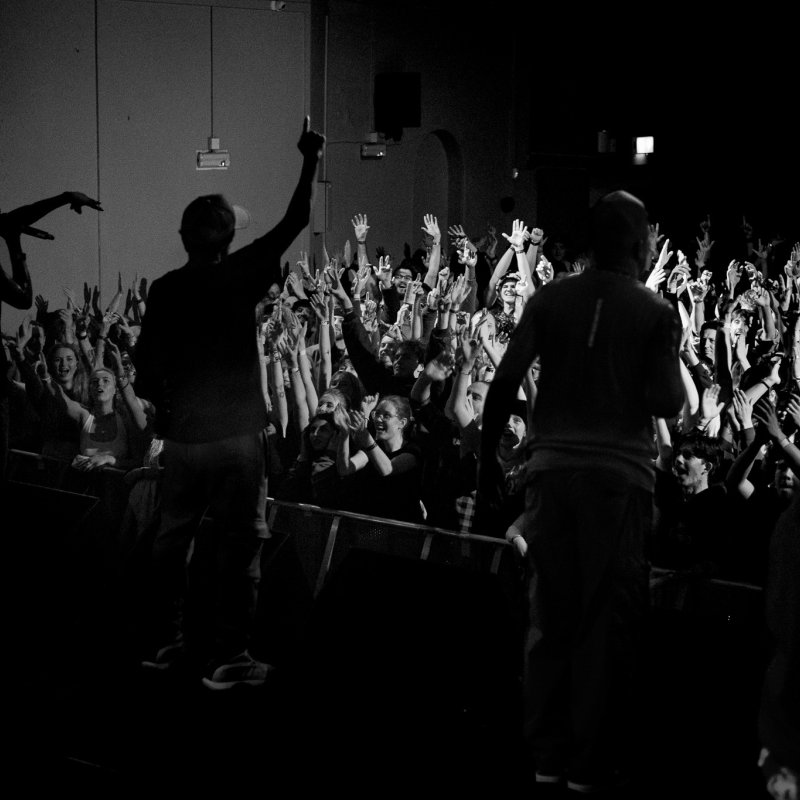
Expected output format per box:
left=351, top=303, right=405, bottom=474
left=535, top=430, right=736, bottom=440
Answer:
left=10, top=539, right=774, bottom=798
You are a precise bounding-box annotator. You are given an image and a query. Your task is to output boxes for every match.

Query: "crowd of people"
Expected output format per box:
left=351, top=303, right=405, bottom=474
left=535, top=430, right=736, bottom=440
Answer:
left=2, top=131, right=798, bottom=794
left=5, top=203, right=798, bottom=580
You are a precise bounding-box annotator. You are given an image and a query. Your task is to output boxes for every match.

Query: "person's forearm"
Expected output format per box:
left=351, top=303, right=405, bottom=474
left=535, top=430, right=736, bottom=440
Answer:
left=270, top=355, right=289, bottom=437
left=410, top=374, right=433, bottom=406
left=680, top=358, right=700, bottom=419
left=317, top=324, right=331, bottom=393
left=118, top=380, right=148, bottom=432
left=2, top=192, right=71, bottom=228
left=0, top=251, right=32, bottom=309
left=423, top=243, right=441, bottom=290
left=298, top=349, right=318, bottom=417
left=654, top=417, right=673, bottom=471
left=486, top=247, right=515, bottom=307
left=444, top=366, right=475, bottom=428
left=759, top=306, right=776, bottom=342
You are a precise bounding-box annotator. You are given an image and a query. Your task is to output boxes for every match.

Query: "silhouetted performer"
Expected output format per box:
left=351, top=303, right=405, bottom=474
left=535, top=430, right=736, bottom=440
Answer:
left=135, top=117, right=325, bottom=689
left=480, top=190, right=684, bottom=792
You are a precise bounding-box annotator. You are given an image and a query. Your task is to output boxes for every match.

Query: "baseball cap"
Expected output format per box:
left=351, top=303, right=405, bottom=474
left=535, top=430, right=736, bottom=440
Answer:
left=180, top=194, right=250, bottom=247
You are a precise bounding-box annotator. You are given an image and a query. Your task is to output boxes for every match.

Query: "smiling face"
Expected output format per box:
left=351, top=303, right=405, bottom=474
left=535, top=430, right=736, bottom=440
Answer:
left=392, top=268, right=414, bottom=293
left=50, top=346, right=78, bottom=386
left=371, top=400, right=407, bottom=443
left=499, top=278, right=517, bottom=304
left=773, top=461, right=799, bottom=501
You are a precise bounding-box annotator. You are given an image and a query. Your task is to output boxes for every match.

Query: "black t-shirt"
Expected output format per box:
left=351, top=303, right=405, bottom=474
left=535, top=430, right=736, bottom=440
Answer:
left=652, top=471, right=734, bottom=575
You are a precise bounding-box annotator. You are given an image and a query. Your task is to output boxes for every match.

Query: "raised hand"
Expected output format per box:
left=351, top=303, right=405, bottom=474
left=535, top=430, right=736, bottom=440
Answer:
left=458, top=324, right=481, bottom=364
left=751, top=238, right=769, bottom=262
left=699, top=214, right=712, bottom=237
left=374, top=255, right=392, bottom=286
left=501, top=218, right=530, bottom=251
left=648, top=223, right=665, bottom=259
left=536, top=255, right=554, bottom=284
left=726, top=260, right=742, bottom=294
left=654, top=238, right=673, bottom=274
left=352, top=263, right=371, bottom=299
left=297, top=115, right=325, bottom=160
left=34, top=294, right=49, bottom=321
left=753, top=397, right=783, bottom=442
left=448, top=224, right=467, bottom=244
left=420, top=214, right=441, bottom=244
left=286, top=270, right=307, bottom=299
left=65, top=191, right=103, bottom=214
left=666, top=259, right=691, bottom=295
left=700, top=383, right=725, bottom=423
left=351, top=213, right=369, bottom=243
left=529, top=227, right=545, bottom=246
left=695, top=234, right=714, bottom=268
left=741, top=215, right=753, bottom=240
left=786, top=394, right=800, bottom=431
left=348, top=409, right=370, bottom=447
left=423, top=353, right=455, bottom=383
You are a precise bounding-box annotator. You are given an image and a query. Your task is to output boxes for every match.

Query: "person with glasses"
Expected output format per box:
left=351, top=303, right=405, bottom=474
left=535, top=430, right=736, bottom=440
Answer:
left=341, top=394, right=424, bottom=524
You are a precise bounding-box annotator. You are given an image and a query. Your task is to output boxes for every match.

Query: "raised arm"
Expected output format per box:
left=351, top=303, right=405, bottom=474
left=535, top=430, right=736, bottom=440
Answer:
left=420, top=214, right=442, bottom=289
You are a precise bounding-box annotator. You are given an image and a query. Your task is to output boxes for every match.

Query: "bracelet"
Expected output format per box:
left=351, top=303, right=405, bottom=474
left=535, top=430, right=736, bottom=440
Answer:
left=363, top=441, right=377, bottom=452
left=759, top=379, right=772, bottom=392
left=513, top=247, right=524, bottom=254
left=779, top=437, right=793, bottom=449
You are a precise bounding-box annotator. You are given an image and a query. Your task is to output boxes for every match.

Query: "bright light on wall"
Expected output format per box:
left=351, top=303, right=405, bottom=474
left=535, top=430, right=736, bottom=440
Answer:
left=635, top=136, right=654, bottom=155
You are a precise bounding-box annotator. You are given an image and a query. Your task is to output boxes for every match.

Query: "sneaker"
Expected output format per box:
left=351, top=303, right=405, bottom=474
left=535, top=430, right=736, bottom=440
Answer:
left=536, top=772, right=564, bottom=785
left=201, top=654, right=274, bottom=690
left=141, top=642, right=186, bottom=673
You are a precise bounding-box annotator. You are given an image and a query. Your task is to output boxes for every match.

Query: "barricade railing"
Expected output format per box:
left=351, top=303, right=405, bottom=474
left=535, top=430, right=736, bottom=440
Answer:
left=6, top=449, right=766, bottom=619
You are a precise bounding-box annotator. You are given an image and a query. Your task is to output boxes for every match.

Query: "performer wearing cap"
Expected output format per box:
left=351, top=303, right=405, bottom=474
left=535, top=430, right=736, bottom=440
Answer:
left=135, top=117, right=325, bottom=689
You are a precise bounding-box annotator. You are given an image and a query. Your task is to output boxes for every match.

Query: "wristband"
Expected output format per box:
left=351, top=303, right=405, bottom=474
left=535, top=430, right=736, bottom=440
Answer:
left=363, top=440, right=377, bottom=452
left=779, top=437, right=792, bottom=449
left=77, top=333, right=88, bottom=340
left=759, top=379, right=772, bottom=392
left=513, top=246, right=524, bottom=254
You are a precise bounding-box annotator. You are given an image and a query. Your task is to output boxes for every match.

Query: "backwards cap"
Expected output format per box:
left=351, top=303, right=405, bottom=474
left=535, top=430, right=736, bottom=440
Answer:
left=180, top=194, right=250, bottom=248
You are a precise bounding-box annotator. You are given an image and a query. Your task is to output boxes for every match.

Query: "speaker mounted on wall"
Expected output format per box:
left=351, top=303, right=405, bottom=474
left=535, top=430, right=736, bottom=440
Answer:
left=374, top=72, right=421, bottom=142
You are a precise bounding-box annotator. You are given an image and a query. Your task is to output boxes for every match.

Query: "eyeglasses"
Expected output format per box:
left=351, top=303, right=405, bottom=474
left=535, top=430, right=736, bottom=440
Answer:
left=371, top=410, right=397, bottom=421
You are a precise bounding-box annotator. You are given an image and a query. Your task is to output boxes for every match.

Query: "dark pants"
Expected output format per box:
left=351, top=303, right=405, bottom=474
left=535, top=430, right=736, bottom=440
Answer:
left=150, top=431, right=269, bottom=664
left=522, top=469, right=651, bottom=783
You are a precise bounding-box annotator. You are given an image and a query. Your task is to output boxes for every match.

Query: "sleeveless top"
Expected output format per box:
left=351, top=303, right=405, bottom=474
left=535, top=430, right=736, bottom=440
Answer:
left=79, top=410, right=129, bottom=461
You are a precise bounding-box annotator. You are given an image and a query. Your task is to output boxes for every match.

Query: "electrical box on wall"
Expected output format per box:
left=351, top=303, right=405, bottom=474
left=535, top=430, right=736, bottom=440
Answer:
left=360, top=143, right=386, bottom=159
left=196, top=137, right=230, bottom=170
